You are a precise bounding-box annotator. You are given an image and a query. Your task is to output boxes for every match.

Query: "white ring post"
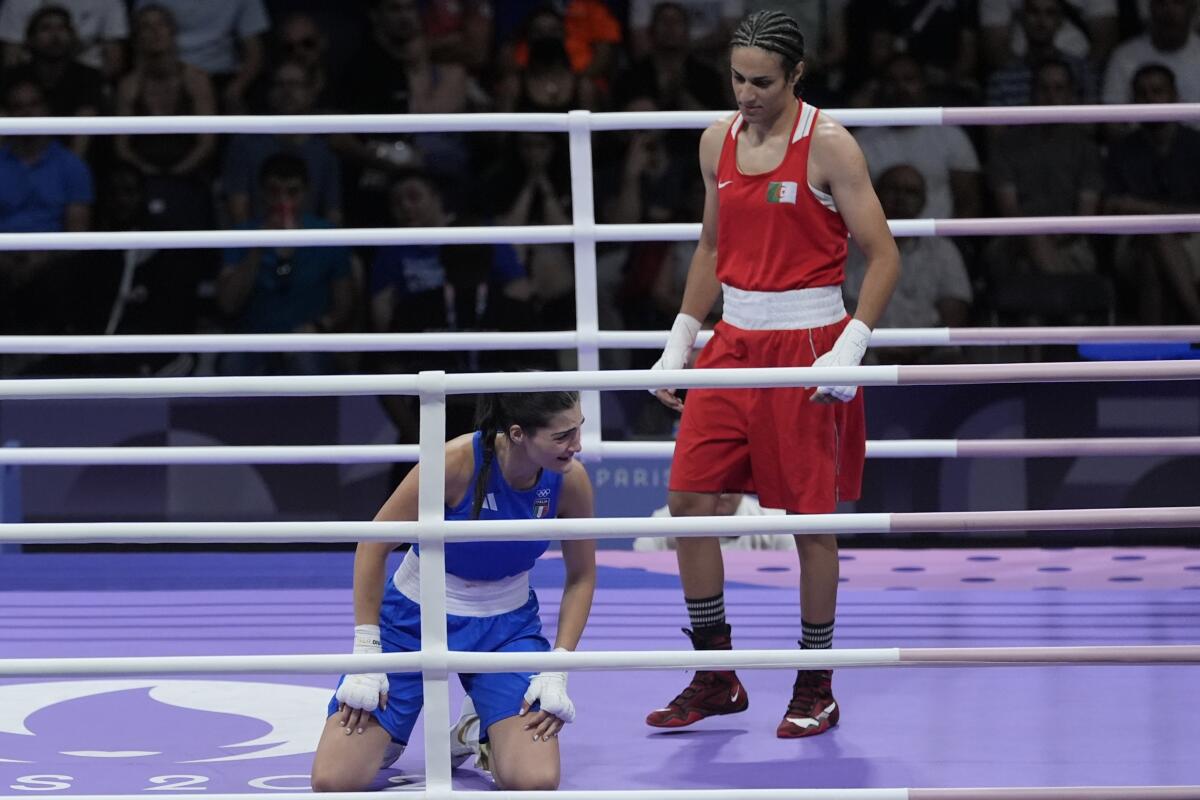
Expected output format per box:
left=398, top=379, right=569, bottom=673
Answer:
left=567, top=109, right=604, bottom=457
left=415, top=370, right=451, bottom=794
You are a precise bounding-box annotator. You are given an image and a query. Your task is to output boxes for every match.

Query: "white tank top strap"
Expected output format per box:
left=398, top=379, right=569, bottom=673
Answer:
left=392, top=549, right=530, bottom=618
left=721, top=284, right=846, bottom=330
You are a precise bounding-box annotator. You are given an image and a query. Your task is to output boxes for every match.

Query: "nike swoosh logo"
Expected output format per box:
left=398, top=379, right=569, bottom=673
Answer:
left=730, top=686, right=740, bottom=702
left=785, top=701, right=836, bottom=728
left=718, top=180, right=733, bottom=189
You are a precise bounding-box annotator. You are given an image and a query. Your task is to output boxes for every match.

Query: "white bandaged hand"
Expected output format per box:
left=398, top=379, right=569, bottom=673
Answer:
left=812, top=319, right=872, bottom=403
left=335, top=624, right=389, bottom=711
left=522, top=650, right=575, bottom=723
left=648, top=313, right=702, bottom=395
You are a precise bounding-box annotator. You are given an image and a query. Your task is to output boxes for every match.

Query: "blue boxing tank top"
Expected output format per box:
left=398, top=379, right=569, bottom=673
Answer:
left=413, top=430, right=563, bottom=581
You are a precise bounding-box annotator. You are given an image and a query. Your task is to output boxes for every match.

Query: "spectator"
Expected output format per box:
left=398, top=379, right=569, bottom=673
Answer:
left=334, top=0, right=470, bottom=226
left=271, top=13, right=334, bottom=111
left=89, top=163, right=216, bottom=377
left=115, top=4, right=217, bottom=231
left=482, top=131, right=574, bottom=368
left=985, top=0, right=1098, bottom=106
left=840, top=0, right=979, bottom=101
left=3, top=6, right=105, bottom=159
left=980, top=0, right=1118, bottom=70
left=421, top=0, right=494, bottom=73
left=496, top=6, right=598, bottom=112
left=987, top=59, right=1103, bottom=281
left=498, top=1, right=621, bottom=92
left=132, top=0, right=270, bottom=113
left=221, top=59, right=342, bottom=227
left=627, top=0, right=744, bottom=67
left=612, top=2, right=728, bottom=111
left=0, top=78, right=92, bottom=370
left=845, top=165, right=972, bottom=365
left=597, top=96, right=695, bottom=330
left=215, top=154, right=354, bottom=374
left=0, top=0, right=127, bottom=81
left=370, top=169, right=533, bottom=446
left=1103, top=0, right=1200, bottom=105
left=856, top=53, right=983, bottom=220
left=1105, top=64, right=1200, bottom=323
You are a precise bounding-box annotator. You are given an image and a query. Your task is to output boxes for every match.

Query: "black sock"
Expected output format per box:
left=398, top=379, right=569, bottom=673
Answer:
left=801, top=618, right=834, bottom=650
left=686, top=593, right=726, bottom=630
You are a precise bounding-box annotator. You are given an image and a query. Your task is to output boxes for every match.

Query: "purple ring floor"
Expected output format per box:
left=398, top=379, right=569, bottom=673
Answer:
left=2, top=549, right=1200, bottom=794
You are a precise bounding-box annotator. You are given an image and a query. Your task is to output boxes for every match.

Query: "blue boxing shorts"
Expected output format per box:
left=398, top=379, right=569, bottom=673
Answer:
left=327, top=578, right=550, bottom=746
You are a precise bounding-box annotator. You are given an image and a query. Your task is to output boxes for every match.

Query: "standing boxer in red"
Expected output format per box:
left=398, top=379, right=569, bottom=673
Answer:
left=646, top=9, right=900, bottom=738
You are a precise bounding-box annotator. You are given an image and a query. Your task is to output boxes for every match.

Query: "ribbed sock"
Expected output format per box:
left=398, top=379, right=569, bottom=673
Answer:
left=686, top=592, right=726, bottom=630
left=801, top=618, right=834, bottom=649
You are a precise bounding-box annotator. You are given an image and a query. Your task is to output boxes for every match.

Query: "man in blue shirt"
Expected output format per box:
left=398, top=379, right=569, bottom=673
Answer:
left=216, top=153, right=353, bottom=374
left=0, top=78, right=93, bottom=369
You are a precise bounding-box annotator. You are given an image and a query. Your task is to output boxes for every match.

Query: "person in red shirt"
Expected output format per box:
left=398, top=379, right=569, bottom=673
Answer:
left=646, top=9, right=900, bottom=739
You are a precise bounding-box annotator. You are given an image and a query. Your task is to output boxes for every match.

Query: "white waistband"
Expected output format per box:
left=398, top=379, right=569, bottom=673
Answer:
left=392, top=549, right=530, bottom=617
left=721, top=284, right=846, bottom=330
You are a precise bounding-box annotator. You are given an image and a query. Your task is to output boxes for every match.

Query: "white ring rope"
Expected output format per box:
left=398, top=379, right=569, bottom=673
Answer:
left=0, top=103, right=1195, bottom=136
left=2, top=505, right=1198, bottom=544
left=2, top=436, right=1199, bottom=465
left=0, top=326, right=1195, bottom=355
left=0, top=326, right=1197, bottom=355
left=0, top=214, right=1195, bottom=252
left=1, top=361, right=1199, bottom=400
left=5, top=644, right=1200, bottom=680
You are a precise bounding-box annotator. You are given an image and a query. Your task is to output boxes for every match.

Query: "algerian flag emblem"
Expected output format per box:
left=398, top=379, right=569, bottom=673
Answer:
left=766, top=181, right=798, bottom=204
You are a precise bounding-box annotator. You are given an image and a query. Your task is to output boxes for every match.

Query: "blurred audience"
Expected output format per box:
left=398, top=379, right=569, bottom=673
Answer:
left=334, top=0, right=470, bottom=226
left=0, top=0, right=127, bottom=81
left=627, top=0, right=741, bottom=67
left=1102, top=0, right=1200, bottom=105
left=88, top=163, right=216, bottom=376
left=612, top=2, right=727, bottom=111
left=221, top=59, right=342, bottom=227
left=0, top=0, right=1197, bottom=383
left=980, top=0, right=1118, bottom=71
left=0, top=78, right=92, bottom=372
left=1104, top=64, right=1200, bottom=324
left=370, top=169, right=533, bottom=444
left=3, top=5, right=105, bottom=158
left=131, top=0, right=270, bottom=113
left=856, top=53, right=983, bottom=219
left=986, top=57, right=1112, bottom=330
left=840, top=0, right=979, bottom=103
left=215, top=154, right=353, bottom=374
left=845, top=164, right=972, bottom=364
left=270, top=12, right=334, bottom=111
left=985, top=0, right=1097, bottom=106
left=115, top=4, right=217, bottom=231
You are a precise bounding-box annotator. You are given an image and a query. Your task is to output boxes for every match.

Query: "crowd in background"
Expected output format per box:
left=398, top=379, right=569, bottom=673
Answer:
left=0, top=0, right=1198, bottom=439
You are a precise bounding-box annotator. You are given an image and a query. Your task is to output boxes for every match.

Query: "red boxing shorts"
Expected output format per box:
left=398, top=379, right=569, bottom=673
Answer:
left=668, top=316, right=865, bottom=514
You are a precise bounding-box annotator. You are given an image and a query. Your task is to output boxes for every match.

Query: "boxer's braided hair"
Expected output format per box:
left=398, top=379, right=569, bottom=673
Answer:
left=730, top=11, right=806, bottom=97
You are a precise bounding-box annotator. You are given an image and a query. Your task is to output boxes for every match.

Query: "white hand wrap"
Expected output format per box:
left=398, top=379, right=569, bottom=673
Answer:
left=523, top=648, right=575, bottom=723
left=648, top=313, right=702, bottom=394
left=812, top=319, right=872, bottom=403
left=335, top=624, right=389, bottom=711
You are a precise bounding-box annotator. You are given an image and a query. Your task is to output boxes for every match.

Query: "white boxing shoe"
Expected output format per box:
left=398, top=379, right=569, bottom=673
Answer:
left=450, top=696, right=483, bottom=770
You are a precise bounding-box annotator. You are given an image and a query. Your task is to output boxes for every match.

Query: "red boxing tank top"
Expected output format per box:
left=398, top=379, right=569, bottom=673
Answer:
left=715, top=102, right=849, bottom=291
